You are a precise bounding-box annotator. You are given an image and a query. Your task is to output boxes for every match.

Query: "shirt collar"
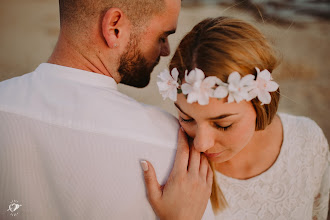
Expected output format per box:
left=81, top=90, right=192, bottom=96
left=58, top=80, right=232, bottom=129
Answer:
left=35, top=63, right=118, bottom=90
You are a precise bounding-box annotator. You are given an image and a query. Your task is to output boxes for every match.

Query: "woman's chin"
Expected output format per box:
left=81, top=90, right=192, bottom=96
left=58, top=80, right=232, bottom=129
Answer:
left=205, top=151, right=230, bottom=163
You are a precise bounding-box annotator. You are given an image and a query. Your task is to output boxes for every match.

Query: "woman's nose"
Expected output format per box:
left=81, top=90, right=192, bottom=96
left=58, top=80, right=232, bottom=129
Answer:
left=193, top=128, right=215, bottom=153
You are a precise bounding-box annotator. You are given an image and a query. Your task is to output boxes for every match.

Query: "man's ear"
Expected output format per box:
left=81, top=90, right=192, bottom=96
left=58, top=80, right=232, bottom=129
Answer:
left=102, top=8, right=130, bottom=49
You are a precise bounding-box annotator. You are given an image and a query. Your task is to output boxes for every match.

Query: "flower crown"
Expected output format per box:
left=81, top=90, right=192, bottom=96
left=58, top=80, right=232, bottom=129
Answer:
left=157, top=67, right=279, bottom=105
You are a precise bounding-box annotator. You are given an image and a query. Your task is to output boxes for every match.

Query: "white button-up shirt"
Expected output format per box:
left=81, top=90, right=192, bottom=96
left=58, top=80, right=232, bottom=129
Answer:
left=0, top=63, right=214, bottom=219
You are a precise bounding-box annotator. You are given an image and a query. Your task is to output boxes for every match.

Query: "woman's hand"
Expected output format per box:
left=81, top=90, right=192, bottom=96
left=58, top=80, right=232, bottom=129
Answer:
left=141, top=128, right=213, bottom=220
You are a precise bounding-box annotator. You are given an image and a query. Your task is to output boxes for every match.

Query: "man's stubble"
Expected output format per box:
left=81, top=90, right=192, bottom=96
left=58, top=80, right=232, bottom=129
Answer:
left=118, top=34, right=160, bottom=88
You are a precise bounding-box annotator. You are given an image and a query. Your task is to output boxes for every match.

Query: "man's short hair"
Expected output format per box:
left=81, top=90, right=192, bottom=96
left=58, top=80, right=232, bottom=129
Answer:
left=59, top=0, right=165, bottom=32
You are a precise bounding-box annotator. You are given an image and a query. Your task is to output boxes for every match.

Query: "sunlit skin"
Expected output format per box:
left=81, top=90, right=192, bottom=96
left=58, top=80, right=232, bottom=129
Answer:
left=175, top=93, right=283, bottom=180
left=137, top=0, right=181, bottom=65
left=117, top=0, right=181, bottom=87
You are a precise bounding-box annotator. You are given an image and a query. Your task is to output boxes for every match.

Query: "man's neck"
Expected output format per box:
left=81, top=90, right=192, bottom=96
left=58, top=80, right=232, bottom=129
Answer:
left=48, top=33, right=121, bottom=83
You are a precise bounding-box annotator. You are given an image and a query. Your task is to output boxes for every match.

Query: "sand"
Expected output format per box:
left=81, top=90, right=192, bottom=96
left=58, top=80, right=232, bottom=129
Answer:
left=0, top=1, right=329, bottom=142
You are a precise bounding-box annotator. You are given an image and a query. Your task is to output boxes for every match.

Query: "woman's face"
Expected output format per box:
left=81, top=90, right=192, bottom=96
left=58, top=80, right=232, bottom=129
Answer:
left=176, top=93, right=257, bottom=163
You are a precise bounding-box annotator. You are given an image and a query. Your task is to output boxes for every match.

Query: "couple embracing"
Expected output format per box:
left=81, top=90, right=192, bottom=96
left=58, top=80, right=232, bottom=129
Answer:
left=0, top=0, right=328, bottom=219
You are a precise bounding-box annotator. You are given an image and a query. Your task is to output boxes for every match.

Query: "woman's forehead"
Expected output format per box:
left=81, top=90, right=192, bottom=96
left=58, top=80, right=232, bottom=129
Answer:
left=175, top=94, right=249, bottom=119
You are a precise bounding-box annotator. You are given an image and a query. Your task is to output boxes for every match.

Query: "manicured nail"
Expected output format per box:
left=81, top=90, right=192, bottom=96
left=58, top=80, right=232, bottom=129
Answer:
left=141, top=161, right=148, bottom=171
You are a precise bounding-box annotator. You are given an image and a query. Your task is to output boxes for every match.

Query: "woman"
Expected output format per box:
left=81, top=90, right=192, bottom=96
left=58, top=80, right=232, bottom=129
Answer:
left=142, top=17, right=329, bottom=219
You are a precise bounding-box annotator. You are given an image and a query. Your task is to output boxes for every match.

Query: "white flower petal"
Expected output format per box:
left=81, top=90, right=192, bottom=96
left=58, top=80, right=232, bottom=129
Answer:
left=156, top=68, right=180, bottom=101
left=258, top=69, right=272, bottom=81
left=181, top=83, right=192, bottom=95
left=238, top=90, right=250, bottom=101
left=213, top=86, right=228, bottom=99
left=194, top=68, right=206, bottom=81
left=203, top=76, right=220, bottom=88
left=157, top=82, right=168, bottom=91
left=240, top=74, right=255, bottom=86
left=233, top=92, right=244, bottom=103
left=247, top=88, right=258, bottom=101
left=187, top=92, right=199, bottom=104
left=171, top=68, right=179, bottom=81
left=184, top=70, right=192, bottom=84
left=168, top=88, right=178, bottom=102
left=185, top=68, right=205, bottom=84
left=227, top=93, right=235, bottom=103
left=206, top=87, right=215, bottom=97
left=228, top=72, right=241, bottom=84
left=198, top=92, right=210, bottom=105
left=266, top=81, right=279, bottom=92
left=228, top=83, right=238, bottom=92
left=159, top=92, right=166, bottom=100
left=258, top=90, right=271, bottom=105
left=158, top=69, right=171, bottom=81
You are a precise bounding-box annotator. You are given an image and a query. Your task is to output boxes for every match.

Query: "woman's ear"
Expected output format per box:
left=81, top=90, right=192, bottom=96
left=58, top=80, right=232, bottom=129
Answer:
left=102, top=8, right=129, bottom=49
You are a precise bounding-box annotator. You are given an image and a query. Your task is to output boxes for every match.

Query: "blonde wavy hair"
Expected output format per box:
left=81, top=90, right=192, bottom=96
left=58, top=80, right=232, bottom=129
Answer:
left=169, top=16, right=280, bottom=213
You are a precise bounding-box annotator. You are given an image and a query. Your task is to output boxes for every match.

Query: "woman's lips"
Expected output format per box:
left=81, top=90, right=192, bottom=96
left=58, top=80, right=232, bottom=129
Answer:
left=204, top=151, right=223, bottom=158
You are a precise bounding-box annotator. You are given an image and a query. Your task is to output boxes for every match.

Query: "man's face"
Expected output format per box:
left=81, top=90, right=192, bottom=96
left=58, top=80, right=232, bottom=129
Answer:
left=118, top=0, right=181, bottom=88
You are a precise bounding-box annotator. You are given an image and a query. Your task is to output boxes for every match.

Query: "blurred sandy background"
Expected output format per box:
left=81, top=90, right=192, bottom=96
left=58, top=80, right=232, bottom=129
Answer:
left=0, top=0, right=329, bottom=144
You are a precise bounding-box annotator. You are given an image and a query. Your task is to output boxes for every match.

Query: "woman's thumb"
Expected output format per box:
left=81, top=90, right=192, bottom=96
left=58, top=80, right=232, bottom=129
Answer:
left=141, top=160, right=162, bottom=205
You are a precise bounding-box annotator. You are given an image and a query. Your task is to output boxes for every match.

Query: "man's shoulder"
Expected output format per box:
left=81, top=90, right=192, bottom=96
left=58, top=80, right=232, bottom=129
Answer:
left=0, top=70, right=36, bottom=108
left=142, top=104, right=179, bottom=128
left=0, top=71, right=35, bottom=89
left=131, top=103, right=180, bottom=147
left=0, top=67, right=180, bottom=149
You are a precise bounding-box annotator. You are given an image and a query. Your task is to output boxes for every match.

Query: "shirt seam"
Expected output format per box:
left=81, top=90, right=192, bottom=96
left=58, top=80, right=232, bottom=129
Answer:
left=0, top=106, right=177, bottom=150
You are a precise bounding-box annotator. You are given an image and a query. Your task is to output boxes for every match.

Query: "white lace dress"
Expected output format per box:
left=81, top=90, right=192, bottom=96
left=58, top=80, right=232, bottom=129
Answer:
left=215, top=113, right=329, bottom=220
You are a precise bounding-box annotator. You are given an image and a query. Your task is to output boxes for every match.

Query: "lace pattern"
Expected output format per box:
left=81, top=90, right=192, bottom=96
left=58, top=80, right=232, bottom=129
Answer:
left=215, top=113, right=329, bottom=220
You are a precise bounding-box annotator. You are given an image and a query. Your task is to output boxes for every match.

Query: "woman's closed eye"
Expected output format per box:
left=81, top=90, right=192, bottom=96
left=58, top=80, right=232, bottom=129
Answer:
left=179, top=116, right=232, bottom=131
left=214, top=123, right=232, bottom=131
left=179, top=116, right=194, bottom=123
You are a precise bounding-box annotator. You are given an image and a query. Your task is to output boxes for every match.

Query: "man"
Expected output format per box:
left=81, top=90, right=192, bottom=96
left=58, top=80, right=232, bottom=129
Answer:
left=0, top=0, right=214, bottom=219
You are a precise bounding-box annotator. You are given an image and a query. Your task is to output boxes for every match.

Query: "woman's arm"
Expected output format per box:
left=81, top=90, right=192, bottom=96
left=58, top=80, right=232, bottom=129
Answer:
left=141, top=128, right=213, bottom=220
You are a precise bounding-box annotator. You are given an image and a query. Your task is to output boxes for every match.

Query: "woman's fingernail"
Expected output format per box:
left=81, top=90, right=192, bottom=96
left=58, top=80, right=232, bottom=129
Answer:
left=140, top=161, right=148, bottom=172
left=180, top=126, right=185, bottom=132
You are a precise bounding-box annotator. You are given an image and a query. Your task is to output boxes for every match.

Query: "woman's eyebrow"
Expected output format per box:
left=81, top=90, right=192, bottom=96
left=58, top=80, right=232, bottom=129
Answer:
left=175, top=103, right=237, bottom=120
left=208, top=113, right=237, bottom=120
left=174, top=103, right=191, bottom=117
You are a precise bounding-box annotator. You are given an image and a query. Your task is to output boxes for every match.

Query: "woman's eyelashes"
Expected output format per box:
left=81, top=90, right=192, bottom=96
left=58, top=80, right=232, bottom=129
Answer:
left=214, top=123, right=232, bottom=131
left=179, top=116, right=232, bottom=131
left=179, top=117, right=194, bottom=123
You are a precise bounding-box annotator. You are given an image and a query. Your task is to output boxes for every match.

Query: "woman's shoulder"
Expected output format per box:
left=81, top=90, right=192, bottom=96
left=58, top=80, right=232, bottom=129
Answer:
left=278, top=113, right=329, bottom=191
left=279, top=112, right=327, bottom=144
left=279, top=112, right=328, bottom=167
left=279, top=112, right=319, bottom=128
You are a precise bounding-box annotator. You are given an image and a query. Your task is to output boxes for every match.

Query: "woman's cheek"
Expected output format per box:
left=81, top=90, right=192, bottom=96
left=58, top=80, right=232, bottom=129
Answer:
left=179, top=122, right=192, bottom=133
left=231, top=122, right=255, bottom=148
left=216, top=122, right=252, bottom=152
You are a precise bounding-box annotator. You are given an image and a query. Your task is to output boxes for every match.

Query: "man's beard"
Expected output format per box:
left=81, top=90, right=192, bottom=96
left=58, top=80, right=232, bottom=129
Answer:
left=118, top=35, right=160, bottom=88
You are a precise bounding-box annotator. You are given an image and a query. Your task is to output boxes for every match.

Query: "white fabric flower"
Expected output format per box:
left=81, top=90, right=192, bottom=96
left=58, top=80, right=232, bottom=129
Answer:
left=156, top=67, right=279, bottom=106
left=248, top=67, right=279, bottom=105
left=157, top=68, right=179, bottom=101
left=181, top=68, right=219, bottom=105
left=225, top=72, right=255, bottom=103
left=213, top=81, right=229, bottom=100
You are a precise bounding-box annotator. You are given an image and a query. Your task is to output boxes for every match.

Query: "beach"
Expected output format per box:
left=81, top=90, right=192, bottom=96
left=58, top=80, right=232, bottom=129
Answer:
left=0, top=0, right=329, bottom=142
